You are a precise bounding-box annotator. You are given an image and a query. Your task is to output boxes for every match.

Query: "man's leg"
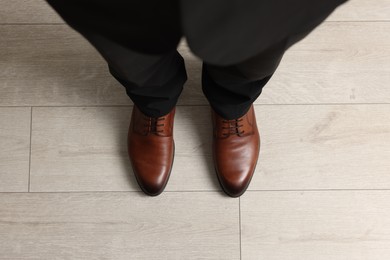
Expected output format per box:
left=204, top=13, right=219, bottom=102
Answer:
left=201, top=38, right=286, bottom=120
left=72, top=31, right=185, bottom=195
left=203, top=38, right=288, bottom=197
left=78, top=32, right=187, bottom=118
left=203, top=21, right=330, bottom=197
left=44, top=2, right=187, bottom=196
left=201, top=5, right=332, bottom=120
left=47, top=1, right=186, bottom=117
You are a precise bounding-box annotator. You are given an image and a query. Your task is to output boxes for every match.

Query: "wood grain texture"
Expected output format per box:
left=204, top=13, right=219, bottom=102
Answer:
left=0, top=192, right=239, bottom=259
left=1, top=1, right=390, bottom=259
left=0, top=25, right=132, bottom=106
left=249, top=104, right=390, bottom=190
left=0, top=0, right=62, bottom=23
left=0, top=0, right=388, bottom=24
left=1, top=22, right=389, bottom=106
left=30, top=104, right=390, bottom=192
left=327, top=0, right=390, bottom=21
left=0, top=107, right=31, bottom=192
left=249, top=105, right=390, bottom=190
left=260, top=21, right=390, bottom=104
left=30, top=106, right=220, bottom=192
left=241, top=190, right=390, bottom=260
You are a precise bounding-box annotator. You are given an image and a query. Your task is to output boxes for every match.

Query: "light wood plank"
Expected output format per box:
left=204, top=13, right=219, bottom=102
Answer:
left=250, top=104, right=390, bottom=190
left=1, top=22, right=389, bottom=106
left=30, top=106, right=220, bottom=192
left=0, top=192, right=239, bottom=259
left=0, top=25, right=132, bottom=106
left=241, top=190, right=390, bottom=260
left=30, top=104, right=390, bottom=192
left=259, top=21, right=390, bottom=104
left=327, top=0, right=390, bottom=21
left=0, top=0, right=63, bottom=23
left=1, top=0, right=388, bottom=24
left=0, top=107, right=31, bottom=191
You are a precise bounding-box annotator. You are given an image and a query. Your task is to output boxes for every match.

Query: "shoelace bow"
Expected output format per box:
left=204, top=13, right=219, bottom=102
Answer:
left=143, top=116, right=166, bottom=134
left=221, top=118, right=245, bottom=136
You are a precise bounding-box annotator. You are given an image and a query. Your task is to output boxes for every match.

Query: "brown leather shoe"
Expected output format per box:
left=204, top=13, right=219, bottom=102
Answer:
left=211, top=104, right=260, bottom=197
left=127, top=105, right=175, bottom=196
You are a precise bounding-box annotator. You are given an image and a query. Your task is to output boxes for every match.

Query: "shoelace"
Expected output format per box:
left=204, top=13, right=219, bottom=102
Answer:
left=221, top=118, right=245, bottom=136
left=143, top=116, right=166, bottom=134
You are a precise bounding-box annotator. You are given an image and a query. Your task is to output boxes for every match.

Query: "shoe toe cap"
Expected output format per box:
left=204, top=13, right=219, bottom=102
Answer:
left=133, top=163, right=172, bottom=196
left=217, top=168, right=253, bottom=197
left=214, top=135, right=260, bottom=197
left=128, top=136, right=174, bottom=196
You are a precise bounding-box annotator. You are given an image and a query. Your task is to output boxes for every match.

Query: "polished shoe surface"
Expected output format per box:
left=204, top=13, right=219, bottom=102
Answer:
left=211, top=105, right=260, bottom=197
left=127, top=105, right=175, bottom=196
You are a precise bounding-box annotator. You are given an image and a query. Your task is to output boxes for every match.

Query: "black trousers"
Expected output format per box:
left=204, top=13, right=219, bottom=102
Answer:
left=49, top=7, right=321, bottom=119
left=76, top=30, right=287, bottom=120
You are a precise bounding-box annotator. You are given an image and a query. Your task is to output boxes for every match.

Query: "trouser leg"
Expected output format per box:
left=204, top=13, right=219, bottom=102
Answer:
left=46, top=2, right=187, bottom=118
left=76, top=31, right=188, bottom=118
left=201, top=39, right=286, bottom=120
left=201, top=7, right=333, bottom=120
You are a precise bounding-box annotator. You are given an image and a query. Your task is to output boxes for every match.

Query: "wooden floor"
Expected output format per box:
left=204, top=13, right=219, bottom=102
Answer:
left=1, top=0, right=389, bottom=259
